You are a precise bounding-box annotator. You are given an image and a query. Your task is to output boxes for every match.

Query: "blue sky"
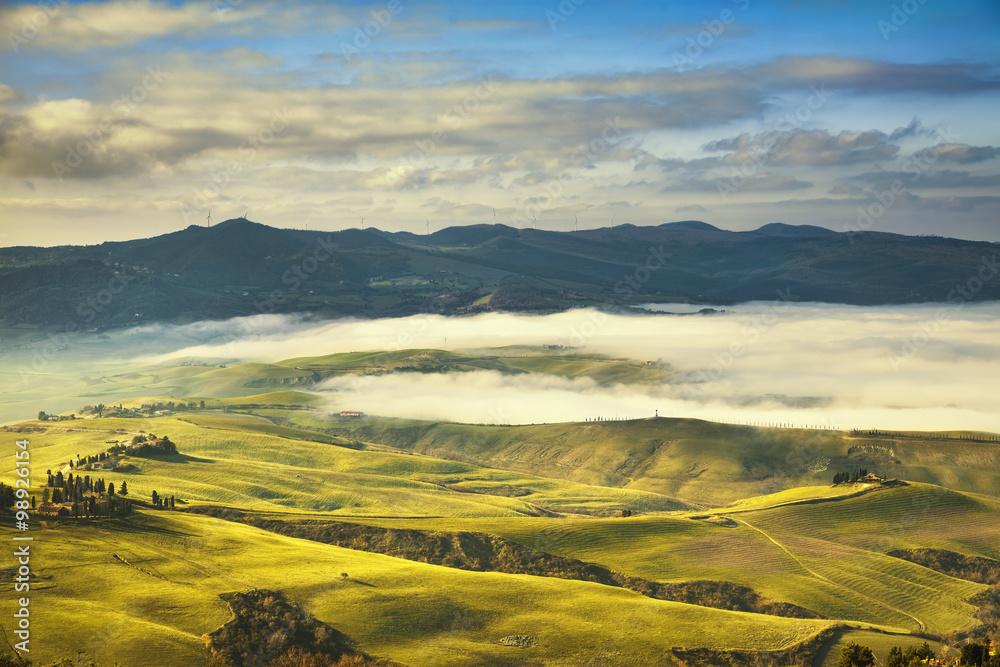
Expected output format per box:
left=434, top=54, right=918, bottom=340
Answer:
left=0, top=0, right=998, bottom=245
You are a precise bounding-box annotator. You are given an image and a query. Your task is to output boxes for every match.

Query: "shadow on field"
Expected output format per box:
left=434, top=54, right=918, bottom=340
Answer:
left=142, top=453, right=215, bottom=464
left=343, top=579, right=376, bottom=587
left=104, top=515, right=200, bottom=538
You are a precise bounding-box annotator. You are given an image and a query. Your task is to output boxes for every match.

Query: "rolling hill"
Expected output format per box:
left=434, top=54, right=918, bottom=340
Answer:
left=2, top=401, right=997, bottom=665
left=2, top=218, right=997, bottom=328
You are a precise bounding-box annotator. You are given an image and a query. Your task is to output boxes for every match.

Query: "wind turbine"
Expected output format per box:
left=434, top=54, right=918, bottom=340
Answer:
left=242, top=210, right=248, bottom=220
left=425, top=219, right=430, bottom=235
left=492, top=208, right=496, bottom=224
left=206, top=209, right=212, bottom=227
left=574, top=214, right=579, bottom=232
left=611, top=215, right=616, bottom=228
left=305, top=216, right=310, bottom=231
left=531, top=214, right=536, bottom=230
left=359, top=216, right=365, bottom=230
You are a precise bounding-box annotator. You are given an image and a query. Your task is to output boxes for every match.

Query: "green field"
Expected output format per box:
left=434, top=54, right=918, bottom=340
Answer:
left=294, top=412, right=1000, bottom=505
left=1, top=511, right=833, bottom=666
left=1, top=366, right=997, bottom=665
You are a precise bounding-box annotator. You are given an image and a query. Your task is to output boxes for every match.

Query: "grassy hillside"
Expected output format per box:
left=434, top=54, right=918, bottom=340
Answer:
left=296, top=414, right=1000, bottom=505
left=19, top=394, right=998, bottom=510
left=2, top=388, right=997, bottom=664
left=0, top=511, right=833, bottom=667
left=276, top=347, right=671, bottom=386
left=318, top=483, right=996, bottom=636
left=0, top=414, right=691, bottom=517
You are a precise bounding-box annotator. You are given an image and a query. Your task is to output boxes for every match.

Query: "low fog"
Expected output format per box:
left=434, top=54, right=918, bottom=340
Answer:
left=3, top=303, right=998, bottom=431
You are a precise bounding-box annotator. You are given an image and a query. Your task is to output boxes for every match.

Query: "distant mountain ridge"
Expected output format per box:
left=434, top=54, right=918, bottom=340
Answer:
left=751, top=223, right=836, bottom=237
left=0, top=219, right=996, bottom=328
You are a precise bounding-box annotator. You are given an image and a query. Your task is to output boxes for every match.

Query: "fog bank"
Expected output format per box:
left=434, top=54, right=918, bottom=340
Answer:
left=3, top=302, right=997, bottom=431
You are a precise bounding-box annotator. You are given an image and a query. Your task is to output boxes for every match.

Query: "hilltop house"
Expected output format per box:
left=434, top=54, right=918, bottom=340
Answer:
left=339, top=411, right=365, bottom=418
left=37, top=502, right=71, bottom=517
left=860, top=473, right=883, bottom=484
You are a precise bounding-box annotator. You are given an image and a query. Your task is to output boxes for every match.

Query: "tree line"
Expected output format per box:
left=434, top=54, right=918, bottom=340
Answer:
left=42, top=469, right=132, bottom=518
left=840, top=641, right=998, bottom=667
left=832, top=468, right=871, bottom=484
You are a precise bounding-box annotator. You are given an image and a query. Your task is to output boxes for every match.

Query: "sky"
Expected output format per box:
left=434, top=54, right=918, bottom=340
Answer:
left=0, top=0, right=998, bottom=247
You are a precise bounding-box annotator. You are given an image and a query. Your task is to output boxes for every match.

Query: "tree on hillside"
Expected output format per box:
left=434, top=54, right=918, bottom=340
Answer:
left=839, top=642, right=875, bottom=667
left=119, top=480, right=128, bottom=496
left=52, top=488, right=63, bottom=503
left=901, top=643, right=935, bottom=666
left=108, top=482, right=115, bottom=496
left=0, top=484, right=14, bottom=511
left=151, top=490, right=159, bottom=507
left=961, top=643, right=988, bottom=667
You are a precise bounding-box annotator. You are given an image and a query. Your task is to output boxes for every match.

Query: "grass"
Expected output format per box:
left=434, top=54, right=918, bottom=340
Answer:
left=717, top=484, right=873, bottom=512
left=294, top=414, right=1000, bottom=506
left=0, top=414, right=691, bottom=517
left=0, top=511, right=833, bottom=667
left=1, top=384, right=996, bottom=664
left=311, top=484, right=994, bottom=636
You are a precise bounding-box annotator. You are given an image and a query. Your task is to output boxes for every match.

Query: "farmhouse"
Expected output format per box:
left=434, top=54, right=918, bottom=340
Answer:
left=339, top=411, right=365, bottom=418
left=37, top=502, right=71, bottom=517
left=860, top=473, right=883, bottom=484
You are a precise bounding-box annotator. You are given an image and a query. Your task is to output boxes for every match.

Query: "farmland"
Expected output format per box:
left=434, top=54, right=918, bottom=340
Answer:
left=2, top=386, right=997, bottom=664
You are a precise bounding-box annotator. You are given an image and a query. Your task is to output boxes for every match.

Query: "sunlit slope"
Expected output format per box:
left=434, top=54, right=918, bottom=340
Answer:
left=276, top=347, right=672, bottom=385
left=308, top=415, right=1000, bottom=504
left=16, top=374, right=1000, bottom=507
left=748, top=482, right=1000, bottom=560
left=82, top=347, right=672, bottom=400
left=0, top=512, right=832, bottom=667
left=1, top=414, right=690, bottom=516
left=326, top=483, right=994, bottom=635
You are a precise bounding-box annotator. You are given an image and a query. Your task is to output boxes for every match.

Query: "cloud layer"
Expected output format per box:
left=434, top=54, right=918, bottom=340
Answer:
left=129, top=304, right=1000, bottom=432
